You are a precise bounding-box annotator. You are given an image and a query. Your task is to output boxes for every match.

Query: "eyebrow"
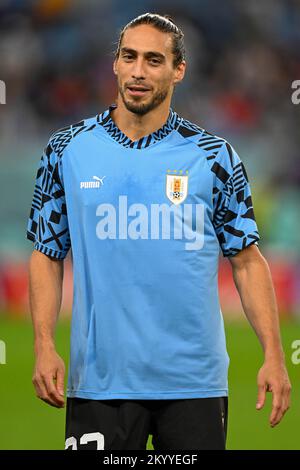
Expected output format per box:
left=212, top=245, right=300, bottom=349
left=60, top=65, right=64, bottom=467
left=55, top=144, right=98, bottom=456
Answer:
left=120, top=47, right=166, bottom=61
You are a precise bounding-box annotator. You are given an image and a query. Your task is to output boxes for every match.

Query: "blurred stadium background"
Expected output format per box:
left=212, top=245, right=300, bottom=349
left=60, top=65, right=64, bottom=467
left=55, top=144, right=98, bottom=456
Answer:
left=0, top=0, right=300, bottom=450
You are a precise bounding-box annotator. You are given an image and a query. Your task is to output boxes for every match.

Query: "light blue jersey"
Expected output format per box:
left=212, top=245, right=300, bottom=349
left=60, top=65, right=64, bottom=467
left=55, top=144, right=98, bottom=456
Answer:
left=27, top=105, right=260, bottom=400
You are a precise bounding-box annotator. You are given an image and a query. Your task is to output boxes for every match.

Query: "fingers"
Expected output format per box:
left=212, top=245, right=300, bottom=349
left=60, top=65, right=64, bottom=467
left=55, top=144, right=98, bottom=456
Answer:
left=256, top=383, right=266, bottom=410
left=33, top=375, right=51, bottom=405
left=33, top=375, right=58, bottom=407
left=269, top=388, right=282, bottom=427
left=284, top=382, right=291, bottom=413
left=269, top=383, right=291, bottom=427
left=33, top=371, right=65, bottom=408
left=43, top=372, right=65, bottom=407
left=55, top=366, right=65, bottom=398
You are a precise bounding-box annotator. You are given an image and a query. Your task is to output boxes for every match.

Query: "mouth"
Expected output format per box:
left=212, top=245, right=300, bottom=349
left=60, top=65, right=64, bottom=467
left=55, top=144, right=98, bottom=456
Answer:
left=127, top=86, right=151, bottom=97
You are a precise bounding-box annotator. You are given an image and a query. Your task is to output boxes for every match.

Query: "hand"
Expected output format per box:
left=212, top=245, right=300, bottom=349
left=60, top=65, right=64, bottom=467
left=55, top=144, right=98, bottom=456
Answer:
left=33, top=345, right=66, bottom=408
left=256, top=359, right=291, bottom=427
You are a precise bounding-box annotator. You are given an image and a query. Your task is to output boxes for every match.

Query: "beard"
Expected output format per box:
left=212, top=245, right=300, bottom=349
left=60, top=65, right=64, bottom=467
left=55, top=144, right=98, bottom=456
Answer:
left=118, top=81, right=169, bottom=116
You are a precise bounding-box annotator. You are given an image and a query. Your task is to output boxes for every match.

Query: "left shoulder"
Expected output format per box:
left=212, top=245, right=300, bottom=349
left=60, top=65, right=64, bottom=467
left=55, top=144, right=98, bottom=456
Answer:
left=175, top=114, right=242, bottom=172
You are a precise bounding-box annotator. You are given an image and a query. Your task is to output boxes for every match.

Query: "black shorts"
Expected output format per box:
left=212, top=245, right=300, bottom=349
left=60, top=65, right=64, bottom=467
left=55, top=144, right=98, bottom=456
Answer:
left=65, top=396, right=228, bottom=450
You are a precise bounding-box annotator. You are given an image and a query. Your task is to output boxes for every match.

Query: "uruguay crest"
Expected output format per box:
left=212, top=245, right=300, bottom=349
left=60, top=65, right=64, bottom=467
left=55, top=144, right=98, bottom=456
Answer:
left=166, top=173, right=188, bottom=205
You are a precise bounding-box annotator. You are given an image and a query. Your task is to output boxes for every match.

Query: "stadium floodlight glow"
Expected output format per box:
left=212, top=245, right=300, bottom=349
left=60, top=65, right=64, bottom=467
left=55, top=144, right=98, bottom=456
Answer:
left=0, top=340, right=6, bottom=365
left=0, top=80, right=6, bottom=104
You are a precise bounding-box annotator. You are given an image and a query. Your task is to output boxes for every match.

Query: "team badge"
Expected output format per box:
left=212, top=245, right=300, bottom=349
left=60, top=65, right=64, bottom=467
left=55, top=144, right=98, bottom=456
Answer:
left=166, top=172, right=188, bottom=205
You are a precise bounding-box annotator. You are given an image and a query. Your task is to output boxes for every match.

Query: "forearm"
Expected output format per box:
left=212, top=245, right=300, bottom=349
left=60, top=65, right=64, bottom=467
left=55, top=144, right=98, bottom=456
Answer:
left=29, top=250, right=64, bottom=351
left=232, top=253, right=284, bottom=361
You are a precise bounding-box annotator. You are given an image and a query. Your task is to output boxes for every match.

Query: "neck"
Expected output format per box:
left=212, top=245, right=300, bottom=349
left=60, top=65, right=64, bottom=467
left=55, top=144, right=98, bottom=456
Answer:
left=110, top=98, right=171, bottom=142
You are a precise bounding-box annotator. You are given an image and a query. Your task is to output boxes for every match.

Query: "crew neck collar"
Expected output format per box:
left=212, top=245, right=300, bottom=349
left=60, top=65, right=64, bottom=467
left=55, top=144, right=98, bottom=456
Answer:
left=97, top=104, right=180, bottom=149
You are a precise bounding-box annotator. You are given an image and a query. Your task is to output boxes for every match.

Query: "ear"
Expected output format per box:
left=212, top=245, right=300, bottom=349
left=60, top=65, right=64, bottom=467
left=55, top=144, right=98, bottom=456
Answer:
left=173, top=61, right=186, bottom=85
left=113, top=59, right=118, bottom=76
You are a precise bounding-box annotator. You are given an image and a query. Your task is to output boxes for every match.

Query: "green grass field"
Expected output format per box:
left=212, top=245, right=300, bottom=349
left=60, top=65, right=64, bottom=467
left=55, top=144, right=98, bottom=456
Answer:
left=0, top=315, right=299, bottom=450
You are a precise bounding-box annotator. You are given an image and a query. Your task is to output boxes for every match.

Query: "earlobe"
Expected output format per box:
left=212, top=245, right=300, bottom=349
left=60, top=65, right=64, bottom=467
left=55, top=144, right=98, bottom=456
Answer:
left=175, top=62, right=186, bottom=84
left=174, top=76, right=182, bottom=86
left=174, top=67, right=185, bottom=86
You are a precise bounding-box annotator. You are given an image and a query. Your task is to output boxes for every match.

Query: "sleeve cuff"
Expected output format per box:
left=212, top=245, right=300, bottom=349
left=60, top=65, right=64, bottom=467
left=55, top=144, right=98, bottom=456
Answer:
left=27, top=232, right=68, bottom=260
left=222, top=235, right=260, bottom=258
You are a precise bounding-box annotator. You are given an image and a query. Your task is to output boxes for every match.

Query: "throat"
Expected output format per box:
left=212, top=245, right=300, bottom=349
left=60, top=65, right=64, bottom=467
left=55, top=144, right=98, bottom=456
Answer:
left=110, top=105, right=170, bottom=142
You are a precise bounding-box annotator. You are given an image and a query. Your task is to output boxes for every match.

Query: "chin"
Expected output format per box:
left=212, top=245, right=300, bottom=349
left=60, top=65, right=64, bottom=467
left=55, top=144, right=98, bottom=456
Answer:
left=124, top=100, right=152, bottom=116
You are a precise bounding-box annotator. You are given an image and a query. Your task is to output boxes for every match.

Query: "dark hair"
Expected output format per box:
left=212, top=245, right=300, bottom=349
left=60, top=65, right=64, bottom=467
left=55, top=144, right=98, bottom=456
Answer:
left=114, top=13, right=185, bottom=67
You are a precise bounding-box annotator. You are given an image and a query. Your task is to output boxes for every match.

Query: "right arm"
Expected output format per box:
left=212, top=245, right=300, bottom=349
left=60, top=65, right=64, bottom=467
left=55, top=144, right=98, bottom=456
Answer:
left=29, top=249, right=66, bottom=408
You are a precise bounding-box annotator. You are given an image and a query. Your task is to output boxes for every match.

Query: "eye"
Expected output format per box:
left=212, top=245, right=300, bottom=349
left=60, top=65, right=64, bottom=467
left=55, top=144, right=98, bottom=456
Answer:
left=149, top=58, right=161, bottom=65
left=123, top=54, right=134, bottom=61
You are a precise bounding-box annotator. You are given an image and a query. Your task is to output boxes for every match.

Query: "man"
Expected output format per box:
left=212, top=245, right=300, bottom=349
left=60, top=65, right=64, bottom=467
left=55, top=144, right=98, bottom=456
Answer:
left=27, top=13, right=291, bottom=450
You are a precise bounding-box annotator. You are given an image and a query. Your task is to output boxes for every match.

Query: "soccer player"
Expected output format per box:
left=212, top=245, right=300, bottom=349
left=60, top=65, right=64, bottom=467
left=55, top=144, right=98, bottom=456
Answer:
left=27, top=13, right=291, bottom=450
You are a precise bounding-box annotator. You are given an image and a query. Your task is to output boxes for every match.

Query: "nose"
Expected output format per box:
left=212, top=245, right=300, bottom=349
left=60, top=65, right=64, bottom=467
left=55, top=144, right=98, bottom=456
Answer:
left=131, top=58, right=146, bottom=80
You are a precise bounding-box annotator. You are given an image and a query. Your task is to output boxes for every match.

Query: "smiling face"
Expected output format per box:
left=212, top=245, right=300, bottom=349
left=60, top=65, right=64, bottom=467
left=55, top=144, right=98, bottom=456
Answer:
left=113, top=24, right=186, bottom=115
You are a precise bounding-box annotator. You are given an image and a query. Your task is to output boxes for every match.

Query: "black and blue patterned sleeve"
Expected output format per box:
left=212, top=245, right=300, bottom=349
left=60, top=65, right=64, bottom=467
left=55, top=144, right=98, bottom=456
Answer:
left=211, top=142, right=260, bottom=257
left=26, top=140, right=71, bottom=259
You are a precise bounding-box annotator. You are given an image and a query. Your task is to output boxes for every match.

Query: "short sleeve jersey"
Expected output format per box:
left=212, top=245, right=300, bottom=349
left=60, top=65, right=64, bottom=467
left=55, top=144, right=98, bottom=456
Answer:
left=27, top=105, right=260, bottom=400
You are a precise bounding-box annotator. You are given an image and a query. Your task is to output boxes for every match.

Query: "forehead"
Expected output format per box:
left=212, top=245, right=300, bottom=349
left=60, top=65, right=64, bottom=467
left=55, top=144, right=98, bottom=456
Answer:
left=121, top=24, right=173, bottom=56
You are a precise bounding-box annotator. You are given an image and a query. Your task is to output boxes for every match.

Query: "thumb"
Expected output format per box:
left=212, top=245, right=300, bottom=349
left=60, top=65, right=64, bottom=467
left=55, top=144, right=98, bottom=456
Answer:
left=55, top=367, right=65, bottom=396
left=256, top=383, right=266, bottom=410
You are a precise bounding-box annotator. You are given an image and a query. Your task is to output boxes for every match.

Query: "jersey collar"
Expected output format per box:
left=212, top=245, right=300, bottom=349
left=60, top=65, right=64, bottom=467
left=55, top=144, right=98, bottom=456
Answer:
left=97, top=104, right=180, bottom=149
